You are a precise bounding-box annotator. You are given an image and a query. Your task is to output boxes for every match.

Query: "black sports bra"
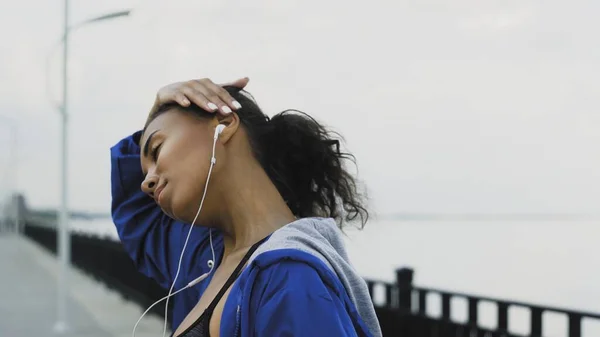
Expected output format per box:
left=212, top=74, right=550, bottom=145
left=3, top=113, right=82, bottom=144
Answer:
left=174, top=237, right=267, bottom=337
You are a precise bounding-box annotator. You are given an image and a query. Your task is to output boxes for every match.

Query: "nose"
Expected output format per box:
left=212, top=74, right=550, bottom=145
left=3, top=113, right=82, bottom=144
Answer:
left=141, top=174, right=158, bottom=197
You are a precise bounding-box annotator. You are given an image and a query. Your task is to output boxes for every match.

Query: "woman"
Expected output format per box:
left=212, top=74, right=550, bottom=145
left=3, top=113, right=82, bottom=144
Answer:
left=110, top=77, right=382, bottom=337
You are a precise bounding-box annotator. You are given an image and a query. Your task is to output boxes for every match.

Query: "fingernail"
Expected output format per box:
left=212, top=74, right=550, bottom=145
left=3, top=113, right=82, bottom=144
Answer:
left=207, top=103, right=218, bottom=111
left=222, top=106, right=232, bottom=114
left=182, top=98, right=190, bottom=105
left=232, top=101, right=242, bottom=110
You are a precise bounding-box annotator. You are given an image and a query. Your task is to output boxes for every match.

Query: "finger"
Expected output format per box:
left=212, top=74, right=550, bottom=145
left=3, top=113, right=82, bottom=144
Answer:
left=220, top=77, right=250, bottom=89
left=173, top=93, right=190, bottom=107
left=214, top=85, right=243, bottom=111
left=180, top=86, right=217, bottom=112
left=218, top=77, right=249, bottom=110
left=192, top=81, right=233, bottom=114
left=150, top=92, right=188, bottom=117
left=201, top=79, right=244, bottom=111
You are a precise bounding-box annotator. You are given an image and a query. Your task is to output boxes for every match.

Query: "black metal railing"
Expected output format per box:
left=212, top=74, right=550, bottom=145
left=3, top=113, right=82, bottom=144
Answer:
left=21, top=221, right=600, bottom=337
left=22, top=222, right=173, bottom=326
left=366, top=269, right=600, bottom=337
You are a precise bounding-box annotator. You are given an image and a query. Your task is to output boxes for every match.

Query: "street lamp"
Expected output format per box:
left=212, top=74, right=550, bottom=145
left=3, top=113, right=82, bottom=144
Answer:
left=54, top=2, right=131, bottom=333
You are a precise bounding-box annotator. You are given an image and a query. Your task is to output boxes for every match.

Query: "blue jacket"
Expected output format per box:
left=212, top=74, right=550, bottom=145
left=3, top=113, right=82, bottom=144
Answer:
left=110, top=132, right=381, bottom=336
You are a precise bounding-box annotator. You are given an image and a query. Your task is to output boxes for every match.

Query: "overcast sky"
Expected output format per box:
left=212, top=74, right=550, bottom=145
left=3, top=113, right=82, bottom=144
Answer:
left=0, top=0, right=599, bottom=216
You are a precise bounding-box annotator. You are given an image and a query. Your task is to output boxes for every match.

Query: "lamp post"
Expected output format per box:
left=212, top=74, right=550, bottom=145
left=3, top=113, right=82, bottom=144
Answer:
left=54, top=3, right=131, bottom=333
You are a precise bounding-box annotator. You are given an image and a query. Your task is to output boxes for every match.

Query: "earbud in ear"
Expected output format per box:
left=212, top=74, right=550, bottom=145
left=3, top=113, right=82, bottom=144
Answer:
left=214, top=124, right=226, bottom=139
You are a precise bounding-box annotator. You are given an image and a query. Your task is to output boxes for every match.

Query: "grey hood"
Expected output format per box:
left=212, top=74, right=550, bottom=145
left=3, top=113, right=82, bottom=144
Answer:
left=249, top=217, right=383, bottom=337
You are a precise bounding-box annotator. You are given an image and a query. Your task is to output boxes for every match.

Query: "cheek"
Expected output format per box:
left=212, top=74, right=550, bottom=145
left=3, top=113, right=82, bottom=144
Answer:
left=160, top=137, right=210, bottom=175
left=164, top=142, right=214, bottom=221
left=169, top=172, right=208, bottom=223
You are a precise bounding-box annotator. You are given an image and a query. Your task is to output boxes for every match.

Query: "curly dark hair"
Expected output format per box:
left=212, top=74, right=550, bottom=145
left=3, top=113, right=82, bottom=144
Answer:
left=148, top=86, right=369, bottom=229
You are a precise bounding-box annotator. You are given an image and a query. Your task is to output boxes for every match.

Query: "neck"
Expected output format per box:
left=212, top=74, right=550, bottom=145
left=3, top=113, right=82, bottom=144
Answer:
left=213, top=159, right=296, bottom=257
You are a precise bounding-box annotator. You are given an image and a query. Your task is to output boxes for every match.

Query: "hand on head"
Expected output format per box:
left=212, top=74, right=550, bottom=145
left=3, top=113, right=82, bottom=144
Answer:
left=150, top=77, right=250, bottom=116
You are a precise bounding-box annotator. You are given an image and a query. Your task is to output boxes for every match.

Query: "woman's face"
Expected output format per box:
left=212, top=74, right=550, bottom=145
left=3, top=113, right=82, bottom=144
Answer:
left=140, top=109, right=215, bottom=223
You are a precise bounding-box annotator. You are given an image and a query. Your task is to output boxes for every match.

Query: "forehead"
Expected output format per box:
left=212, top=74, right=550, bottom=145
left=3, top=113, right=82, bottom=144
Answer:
left=141, top=109, right=193, bottom=145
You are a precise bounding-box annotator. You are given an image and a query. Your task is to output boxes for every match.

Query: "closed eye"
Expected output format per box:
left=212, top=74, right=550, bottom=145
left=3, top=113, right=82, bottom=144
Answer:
left=151, top=143, right=162, bottom=161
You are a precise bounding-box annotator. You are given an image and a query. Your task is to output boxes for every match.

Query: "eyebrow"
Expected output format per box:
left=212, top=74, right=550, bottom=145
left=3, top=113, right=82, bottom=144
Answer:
left=142, top=130, right=159, bottom=158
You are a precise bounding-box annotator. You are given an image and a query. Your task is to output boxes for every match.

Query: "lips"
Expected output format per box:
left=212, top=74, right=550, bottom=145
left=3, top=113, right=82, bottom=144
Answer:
left=154, top=184, right=166, bottom=204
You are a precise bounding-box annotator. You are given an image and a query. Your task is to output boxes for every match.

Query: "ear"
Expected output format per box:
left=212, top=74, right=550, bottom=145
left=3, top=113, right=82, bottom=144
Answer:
left=214, top=112, right=240, bottom=144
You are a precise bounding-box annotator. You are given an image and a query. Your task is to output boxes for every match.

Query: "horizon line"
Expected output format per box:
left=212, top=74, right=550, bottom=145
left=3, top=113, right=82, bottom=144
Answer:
left=374, top=213, right=600, bottom=221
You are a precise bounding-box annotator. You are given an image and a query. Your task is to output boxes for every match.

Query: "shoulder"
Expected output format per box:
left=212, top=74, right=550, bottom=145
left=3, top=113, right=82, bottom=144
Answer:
left=245, top=248, right=346, bottom=301
left=239, top=249, right=365, bottom=336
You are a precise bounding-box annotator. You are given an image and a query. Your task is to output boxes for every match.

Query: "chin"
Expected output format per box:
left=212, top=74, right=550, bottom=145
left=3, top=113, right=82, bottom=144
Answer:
left=169, top=204, right=201, bottom=225
left=167, top=206, right=189, bottom=223
left=159, top=202, right=190, bottom=223
left=159, top=206, right=177, bottom=221
left=170, top=192, right=216, bottom=225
